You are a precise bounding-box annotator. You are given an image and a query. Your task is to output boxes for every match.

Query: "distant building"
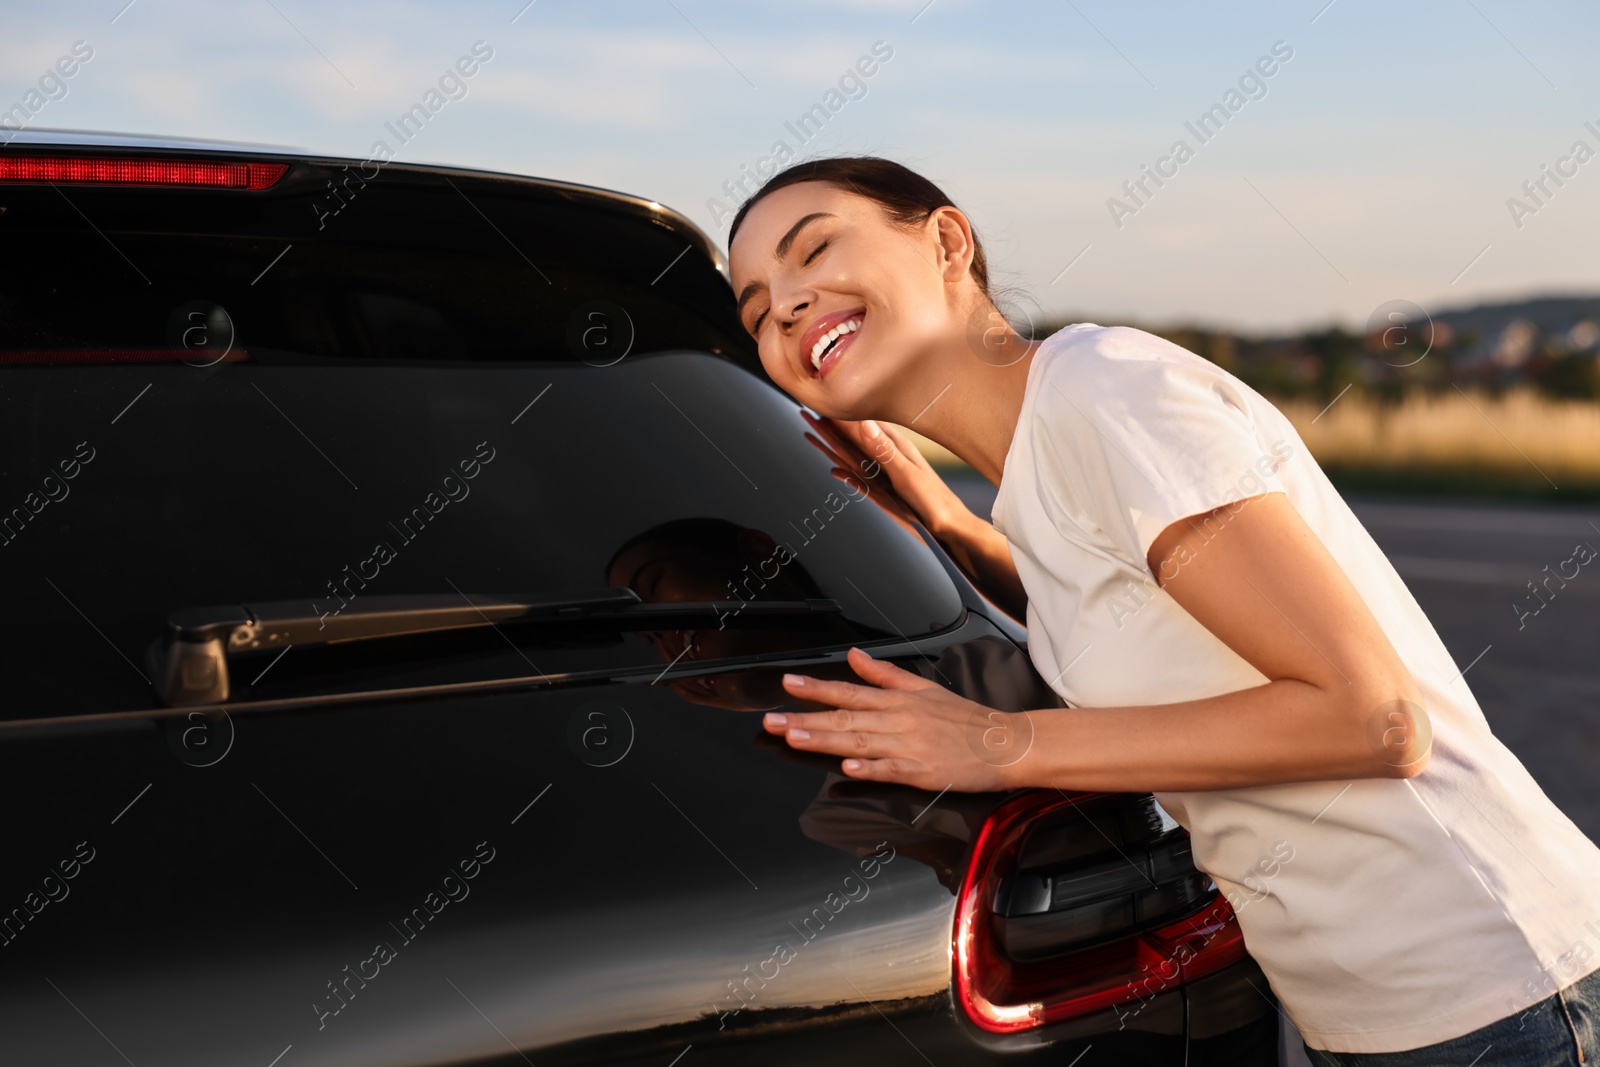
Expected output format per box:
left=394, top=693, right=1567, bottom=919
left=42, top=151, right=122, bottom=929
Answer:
left=1455, top=318, right=1538, bottom=376
left=1555, top=319, right=1600, bottom=354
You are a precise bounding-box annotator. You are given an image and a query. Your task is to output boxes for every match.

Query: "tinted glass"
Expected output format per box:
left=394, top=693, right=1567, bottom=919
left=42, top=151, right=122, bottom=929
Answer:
left=0, top=175, right=964, bottom=719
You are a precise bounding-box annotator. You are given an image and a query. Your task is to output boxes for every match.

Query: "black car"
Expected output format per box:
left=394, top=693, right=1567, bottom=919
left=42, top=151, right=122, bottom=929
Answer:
left=0, top=132, right=1286, bottom=1065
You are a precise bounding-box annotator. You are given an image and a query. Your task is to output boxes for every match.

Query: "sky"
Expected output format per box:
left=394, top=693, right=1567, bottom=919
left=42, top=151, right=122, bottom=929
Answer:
left=4, top=0, right=1599, bottom=335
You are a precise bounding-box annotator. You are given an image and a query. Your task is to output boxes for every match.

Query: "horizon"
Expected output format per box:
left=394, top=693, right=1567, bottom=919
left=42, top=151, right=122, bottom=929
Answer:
left=1043, top=288, right=1600, bottom=340
left=5, top=1, right=1600, bottom=334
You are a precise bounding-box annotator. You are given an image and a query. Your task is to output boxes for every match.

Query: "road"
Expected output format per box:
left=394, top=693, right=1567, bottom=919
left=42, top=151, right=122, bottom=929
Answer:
left=941, top=473, right=1600, bottom=1065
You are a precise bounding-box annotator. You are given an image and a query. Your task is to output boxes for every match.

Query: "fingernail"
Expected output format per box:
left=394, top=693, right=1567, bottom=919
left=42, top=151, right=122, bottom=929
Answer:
left=789, top=728, right=810, bottom=740
left=764, top=712, right=787, bottom=726
left=864, top=420, right=881, bottom=438
left=843, top=759, right=861, bottom=771
left=782, top=673, right=805, bottom=688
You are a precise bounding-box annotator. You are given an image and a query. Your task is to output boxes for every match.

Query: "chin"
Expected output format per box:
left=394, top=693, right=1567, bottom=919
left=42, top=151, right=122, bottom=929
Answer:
left=767, top=345, right=894, bottom=422
left=810, top=374, right=891, bottom=423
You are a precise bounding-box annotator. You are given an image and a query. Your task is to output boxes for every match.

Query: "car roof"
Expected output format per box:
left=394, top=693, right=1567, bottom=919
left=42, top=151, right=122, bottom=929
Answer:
left=2, top=126, right=730, bottom=280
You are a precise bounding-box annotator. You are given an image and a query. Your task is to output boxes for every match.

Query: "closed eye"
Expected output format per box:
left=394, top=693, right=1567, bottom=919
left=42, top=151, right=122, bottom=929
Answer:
left=749, top=238, right=832, bottom=337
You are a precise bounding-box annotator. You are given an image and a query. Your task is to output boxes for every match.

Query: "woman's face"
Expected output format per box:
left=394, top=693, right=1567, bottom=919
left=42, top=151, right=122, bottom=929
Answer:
left=728, top=181, right=973, bottom=420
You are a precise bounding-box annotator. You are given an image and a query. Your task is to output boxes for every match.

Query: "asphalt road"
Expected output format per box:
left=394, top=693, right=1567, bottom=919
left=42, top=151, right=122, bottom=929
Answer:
left=942, top=473, right=1600, bottom=1066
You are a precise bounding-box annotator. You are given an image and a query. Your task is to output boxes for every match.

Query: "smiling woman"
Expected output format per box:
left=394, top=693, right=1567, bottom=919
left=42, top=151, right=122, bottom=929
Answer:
left=728, top=158, right=1026, bottom=429
left=725, top=154, right=1600, bottom=1065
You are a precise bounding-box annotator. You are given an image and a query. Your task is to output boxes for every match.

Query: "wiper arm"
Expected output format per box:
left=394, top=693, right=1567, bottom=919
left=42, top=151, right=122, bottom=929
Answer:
left=151, top=588, right=842, bottom=707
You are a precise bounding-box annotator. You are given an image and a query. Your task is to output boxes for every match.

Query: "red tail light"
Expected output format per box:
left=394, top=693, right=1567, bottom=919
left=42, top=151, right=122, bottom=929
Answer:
left=0, top=156, right=287, bottom=190
left=954, top=790, right=1248, bottom=1034
left=0, top=349, right=252, bottom=366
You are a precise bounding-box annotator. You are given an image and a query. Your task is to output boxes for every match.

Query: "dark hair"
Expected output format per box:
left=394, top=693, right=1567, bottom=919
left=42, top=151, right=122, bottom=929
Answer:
left=727, top=155, right=995, bottom=305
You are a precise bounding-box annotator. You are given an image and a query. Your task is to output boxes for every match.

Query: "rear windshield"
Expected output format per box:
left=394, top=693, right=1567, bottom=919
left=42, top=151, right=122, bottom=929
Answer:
left=0, top=170, right=964, bottom=719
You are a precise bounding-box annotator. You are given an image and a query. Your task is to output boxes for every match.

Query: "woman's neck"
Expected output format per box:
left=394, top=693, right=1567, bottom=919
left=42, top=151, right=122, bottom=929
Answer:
left=896, top=328, right=1042, bottom=487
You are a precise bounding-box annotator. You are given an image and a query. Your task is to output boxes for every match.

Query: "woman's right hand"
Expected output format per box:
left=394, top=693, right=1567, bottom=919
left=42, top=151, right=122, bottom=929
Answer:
left=800, top=410, right=977, bottom=540
left=800, top=411, right=1029, bottom=622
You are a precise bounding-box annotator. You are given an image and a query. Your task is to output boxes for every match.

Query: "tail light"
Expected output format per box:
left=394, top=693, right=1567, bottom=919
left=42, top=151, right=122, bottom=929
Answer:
left=0, top=349, right=252, bottom=366
left=0, top=156, right=287, bottom=190
left=954, top=789, right=1247, bottom=1033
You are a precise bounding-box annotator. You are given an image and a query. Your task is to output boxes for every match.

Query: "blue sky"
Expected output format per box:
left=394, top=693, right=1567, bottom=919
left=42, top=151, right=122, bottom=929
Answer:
left=5, top=0, right=1598, bottom=334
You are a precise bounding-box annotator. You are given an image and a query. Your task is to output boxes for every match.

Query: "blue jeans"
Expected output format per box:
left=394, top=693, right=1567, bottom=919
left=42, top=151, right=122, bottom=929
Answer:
left=1302, top=965, right=1600, bottom=1066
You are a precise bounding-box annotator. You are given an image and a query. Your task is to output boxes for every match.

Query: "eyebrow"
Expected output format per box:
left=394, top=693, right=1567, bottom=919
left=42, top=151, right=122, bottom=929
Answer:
left=735, top=211, right=836, bottom=321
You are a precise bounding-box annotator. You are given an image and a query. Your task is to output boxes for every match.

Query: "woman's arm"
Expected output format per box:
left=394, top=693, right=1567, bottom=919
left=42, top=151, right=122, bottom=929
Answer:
left=925, top=506, right=1028, bottom=623
left=762, top=492, right=1431, bottom=793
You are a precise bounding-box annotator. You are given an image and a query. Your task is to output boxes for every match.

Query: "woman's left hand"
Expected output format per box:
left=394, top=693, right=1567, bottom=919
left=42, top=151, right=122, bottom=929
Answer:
left=763, top=647, right=1027, bottom=793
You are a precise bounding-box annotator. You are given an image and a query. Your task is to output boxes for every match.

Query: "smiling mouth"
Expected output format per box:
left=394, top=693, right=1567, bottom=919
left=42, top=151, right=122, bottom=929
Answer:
left=809, top=313, right=864, bottom=379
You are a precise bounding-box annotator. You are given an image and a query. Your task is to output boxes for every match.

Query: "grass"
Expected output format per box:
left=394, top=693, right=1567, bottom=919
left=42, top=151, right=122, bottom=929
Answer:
left=899, top=388, right=1600, bottom=501
left=1278, top=388, right=1600, bottom=500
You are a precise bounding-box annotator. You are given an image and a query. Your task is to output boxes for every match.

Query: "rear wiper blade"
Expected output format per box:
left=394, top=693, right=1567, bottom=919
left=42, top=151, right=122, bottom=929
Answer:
left=151, top=588, right=841, bottom=707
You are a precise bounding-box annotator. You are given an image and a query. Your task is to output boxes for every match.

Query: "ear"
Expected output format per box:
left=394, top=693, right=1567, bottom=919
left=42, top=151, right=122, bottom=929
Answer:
left=929, top=205, right=978, bottom=285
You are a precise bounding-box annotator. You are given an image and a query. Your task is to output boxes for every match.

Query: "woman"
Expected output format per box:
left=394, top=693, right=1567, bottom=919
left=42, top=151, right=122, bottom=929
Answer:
left=725, top=156, right=1600, bottom=1066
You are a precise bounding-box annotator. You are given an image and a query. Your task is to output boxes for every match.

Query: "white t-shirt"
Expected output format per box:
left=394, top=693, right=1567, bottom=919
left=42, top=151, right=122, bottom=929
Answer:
left=990, top=322, right=1600, bottom=1055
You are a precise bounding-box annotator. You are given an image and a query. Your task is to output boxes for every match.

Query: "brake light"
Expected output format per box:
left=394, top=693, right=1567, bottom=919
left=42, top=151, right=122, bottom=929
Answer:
left=954, top=790, right=1247, bottom=1034
left=0, top=349, right=251, bottom=366
left=0, top=156, right=287, bottom=190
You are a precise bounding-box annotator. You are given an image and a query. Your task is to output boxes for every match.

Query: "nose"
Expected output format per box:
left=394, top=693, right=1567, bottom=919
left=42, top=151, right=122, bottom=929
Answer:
left=776, top=296, right=809, bottom=329
left=772, top=271, right=815, bottom=330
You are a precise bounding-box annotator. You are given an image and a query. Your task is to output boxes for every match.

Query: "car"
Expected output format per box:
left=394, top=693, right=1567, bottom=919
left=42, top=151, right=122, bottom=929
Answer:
left=0, top=130, right=1287, bottom=1065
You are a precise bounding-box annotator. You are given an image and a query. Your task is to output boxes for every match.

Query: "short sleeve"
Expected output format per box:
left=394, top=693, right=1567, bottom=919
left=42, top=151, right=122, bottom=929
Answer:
left=1027, top=327, right=1290, bottom=575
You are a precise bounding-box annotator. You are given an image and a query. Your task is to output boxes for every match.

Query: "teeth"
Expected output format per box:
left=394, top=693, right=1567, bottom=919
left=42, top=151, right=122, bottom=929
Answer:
left=810, top=317, right=862, bottom=371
